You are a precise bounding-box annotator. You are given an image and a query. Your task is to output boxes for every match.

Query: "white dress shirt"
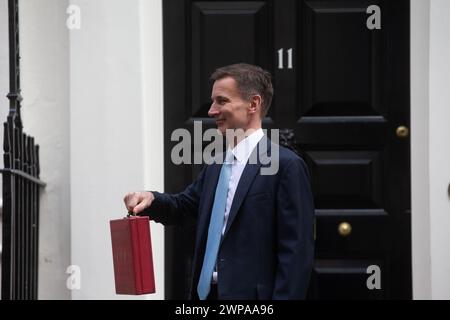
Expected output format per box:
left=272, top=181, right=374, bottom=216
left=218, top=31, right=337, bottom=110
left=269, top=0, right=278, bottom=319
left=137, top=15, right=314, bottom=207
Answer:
left=212, top=128, right=265, bottom=283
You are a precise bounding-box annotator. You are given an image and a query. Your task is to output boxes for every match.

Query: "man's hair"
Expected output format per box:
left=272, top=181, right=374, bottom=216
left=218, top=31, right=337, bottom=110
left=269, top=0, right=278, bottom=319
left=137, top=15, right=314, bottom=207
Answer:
left=210, top=63, right=274, bottom=118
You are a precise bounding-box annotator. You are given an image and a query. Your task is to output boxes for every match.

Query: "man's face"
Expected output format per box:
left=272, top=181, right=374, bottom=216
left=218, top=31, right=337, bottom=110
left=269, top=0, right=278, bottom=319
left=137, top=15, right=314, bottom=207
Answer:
left=208, top=77, right=252, bottom=134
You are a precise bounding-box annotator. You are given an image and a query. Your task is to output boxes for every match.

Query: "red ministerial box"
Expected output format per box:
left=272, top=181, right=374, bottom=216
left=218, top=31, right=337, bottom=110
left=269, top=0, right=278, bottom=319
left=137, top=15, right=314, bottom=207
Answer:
left=110, top=216, right=155, bottom=295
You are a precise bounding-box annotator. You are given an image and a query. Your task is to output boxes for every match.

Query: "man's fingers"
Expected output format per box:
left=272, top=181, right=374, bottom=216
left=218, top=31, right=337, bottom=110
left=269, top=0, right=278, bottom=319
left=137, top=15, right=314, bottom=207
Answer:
left=124, top=191, right=154, bottom=214
left=133, top=197, right=152, bottom=214
left=124, top=192, right=139, bottom=212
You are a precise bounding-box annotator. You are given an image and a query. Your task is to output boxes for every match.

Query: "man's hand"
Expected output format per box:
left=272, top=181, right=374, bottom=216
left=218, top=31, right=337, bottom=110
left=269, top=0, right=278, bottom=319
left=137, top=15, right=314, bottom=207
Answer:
left=123, top=191, right=155, bottom=215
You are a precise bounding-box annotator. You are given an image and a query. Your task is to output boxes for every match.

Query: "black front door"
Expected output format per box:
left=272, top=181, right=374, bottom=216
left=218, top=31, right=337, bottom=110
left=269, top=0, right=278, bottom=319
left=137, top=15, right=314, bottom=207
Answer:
left=163, top=0, right=411, bottom=299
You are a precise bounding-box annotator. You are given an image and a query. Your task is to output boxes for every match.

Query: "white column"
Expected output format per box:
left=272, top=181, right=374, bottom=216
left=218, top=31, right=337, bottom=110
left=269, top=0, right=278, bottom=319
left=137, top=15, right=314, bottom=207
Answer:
left=428, top=0, right=450, bottom=300
left=411, top=0, right=450, bottom=300
left=138, top=0, right=165, bottom=300
left=69, top=0, right=164, bottom=299
left=410, top=0, right=431, bottom=300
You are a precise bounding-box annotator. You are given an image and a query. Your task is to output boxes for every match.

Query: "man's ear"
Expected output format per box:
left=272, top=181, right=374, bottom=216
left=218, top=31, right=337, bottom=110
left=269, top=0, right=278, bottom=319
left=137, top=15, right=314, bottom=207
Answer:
left=249, top=95, right=262, bottom=116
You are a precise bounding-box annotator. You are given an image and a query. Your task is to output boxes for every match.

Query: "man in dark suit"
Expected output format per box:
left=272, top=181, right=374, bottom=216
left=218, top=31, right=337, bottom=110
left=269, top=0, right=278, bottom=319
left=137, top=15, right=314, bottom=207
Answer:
left=124, top=63, right=314, bottom=300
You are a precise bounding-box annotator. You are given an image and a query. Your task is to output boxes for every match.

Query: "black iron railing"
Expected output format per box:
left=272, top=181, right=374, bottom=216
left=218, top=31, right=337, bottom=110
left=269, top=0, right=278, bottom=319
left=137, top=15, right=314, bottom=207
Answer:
left=1, top=0, right=46, bottom=300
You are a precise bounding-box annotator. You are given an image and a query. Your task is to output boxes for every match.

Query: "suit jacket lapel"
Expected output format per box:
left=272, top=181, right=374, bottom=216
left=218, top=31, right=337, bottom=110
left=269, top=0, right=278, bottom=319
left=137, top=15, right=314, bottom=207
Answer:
left=221, top=137, right=271, bottom=240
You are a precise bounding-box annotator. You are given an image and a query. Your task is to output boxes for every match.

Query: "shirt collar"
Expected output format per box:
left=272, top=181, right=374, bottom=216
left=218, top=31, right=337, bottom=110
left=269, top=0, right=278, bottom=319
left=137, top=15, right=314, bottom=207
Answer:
left=229, top=128, right=264, bottom=164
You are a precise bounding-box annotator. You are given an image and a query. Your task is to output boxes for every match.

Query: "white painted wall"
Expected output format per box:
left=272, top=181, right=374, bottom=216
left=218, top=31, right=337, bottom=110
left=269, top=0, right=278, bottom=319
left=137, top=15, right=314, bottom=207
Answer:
left=411, top=0, right=450, bottom=300
left=20, top=0, right=71, bottom=299
left=4, top=0, right=164, bottom=300
left=69, top=0, right=164, bottom=300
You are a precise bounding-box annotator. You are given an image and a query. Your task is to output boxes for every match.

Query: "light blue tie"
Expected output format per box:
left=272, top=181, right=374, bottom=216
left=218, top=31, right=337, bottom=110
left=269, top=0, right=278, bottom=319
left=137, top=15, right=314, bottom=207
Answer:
left=197, top=151, right=233, bottom=300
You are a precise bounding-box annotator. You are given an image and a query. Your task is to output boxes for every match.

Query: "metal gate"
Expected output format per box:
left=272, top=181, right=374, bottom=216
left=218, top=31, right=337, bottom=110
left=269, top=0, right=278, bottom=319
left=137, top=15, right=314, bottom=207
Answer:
left=1, top=0, right=46, bottom=300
